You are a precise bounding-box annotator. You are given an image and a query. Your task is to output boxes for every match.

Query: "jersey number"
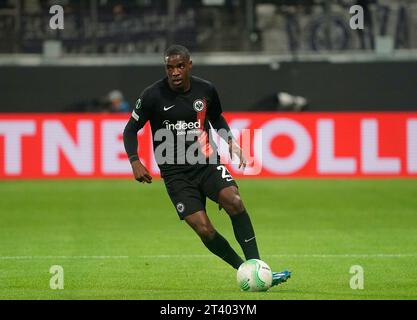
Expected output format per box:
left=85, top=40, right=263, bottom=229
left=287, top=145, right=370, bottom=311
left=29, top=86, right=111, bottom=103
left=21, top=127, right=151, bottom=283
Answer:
left=217, top=165, right=233, bottom=182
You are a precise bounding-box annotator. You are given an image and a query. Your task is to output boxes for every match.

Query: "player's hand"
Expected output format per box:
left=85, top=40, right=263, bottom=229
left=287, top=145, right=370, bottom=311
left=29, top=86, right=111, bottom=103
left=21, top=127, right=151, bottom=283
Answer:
left=228, top=139, right=247, bottom=169
left=131, top=160, right=152, bottom=184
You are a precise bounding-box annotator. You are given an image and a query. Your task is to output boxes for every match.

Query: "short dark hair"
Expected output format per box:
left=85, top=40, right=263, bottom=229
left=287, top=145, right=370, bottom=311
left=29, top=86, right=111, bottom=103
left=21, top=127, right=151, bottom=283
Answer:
left=164, top=44, right=191, bottom=61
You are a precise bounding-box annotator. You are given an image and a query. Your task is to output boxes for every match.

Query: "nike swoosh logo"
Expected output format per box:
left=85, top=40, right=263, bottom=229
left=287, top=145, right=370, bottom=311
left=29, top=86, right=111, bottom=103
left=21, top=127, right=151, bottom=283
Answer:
left=163, top=105, right=175, bottom=111
left=244, top=236, right=256, bottom=243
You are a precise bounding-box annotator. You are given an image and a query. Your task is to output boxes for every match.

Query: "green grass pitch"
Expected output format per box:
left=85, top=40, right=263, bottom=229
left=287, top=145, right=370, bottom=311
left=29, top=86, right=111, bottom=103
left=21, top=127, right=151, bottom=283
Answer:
left=1, top=179, right=416, bottom=300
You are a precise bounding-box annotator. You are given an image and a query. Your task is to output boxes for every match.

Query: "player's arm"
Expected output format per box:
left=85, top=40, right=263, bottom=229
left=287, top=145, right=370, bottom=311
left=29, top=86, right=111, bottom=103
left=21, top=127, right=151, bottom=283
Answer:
left=211, top=115, right=247, bottom=169
left=208, top=86, right=247, bottom=169
left=123, top=95, right=153, bottom=184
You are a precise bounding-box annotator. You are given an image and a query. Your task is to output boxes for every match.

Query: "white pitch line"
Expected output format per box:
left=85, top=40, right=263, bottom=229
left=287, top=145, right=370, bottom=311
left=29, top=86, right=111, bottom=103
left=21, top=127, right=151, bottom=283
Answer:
left=1, top=254, right=416, bottom=261
left=0, top=256, right=129, bottom=260
left=267, top=254, right=417, bottom=258
left=133, top=253, right=417, bottom=259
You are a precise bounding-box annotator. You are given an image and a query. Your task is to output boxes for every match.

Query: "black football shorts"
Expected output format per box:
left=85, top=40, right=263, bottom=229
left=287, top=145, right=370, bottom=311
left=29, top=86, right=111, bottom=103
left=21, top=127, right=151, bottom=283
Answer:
left=162, top=164, right=238, bottom=219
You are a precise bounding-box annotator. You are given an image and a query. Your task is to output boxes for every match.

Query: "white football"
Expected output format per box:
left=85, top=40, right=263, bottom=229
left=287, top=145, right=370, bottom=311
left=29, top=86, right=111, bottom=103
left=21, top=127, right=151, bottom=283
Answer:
left=237, top=259, right=273, bottom=292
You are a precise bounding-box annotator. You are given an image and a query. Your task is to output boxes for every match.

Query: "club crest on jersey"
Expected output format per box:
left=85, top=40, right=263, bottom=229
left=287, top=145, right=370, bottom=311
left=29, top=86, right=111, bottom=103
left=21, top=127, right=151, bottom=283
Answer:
left=176, top=202, right=185, bottom=213
left=193, top=99, right=205, bottom=112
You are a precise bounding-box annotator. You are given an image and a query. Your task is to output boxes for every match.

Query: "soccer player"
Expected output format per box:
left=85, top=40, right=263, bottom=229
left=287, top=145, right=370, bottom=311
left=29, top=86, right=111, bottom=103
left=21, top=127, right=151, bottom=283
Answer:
left=123, top=44, right=291, bottom=287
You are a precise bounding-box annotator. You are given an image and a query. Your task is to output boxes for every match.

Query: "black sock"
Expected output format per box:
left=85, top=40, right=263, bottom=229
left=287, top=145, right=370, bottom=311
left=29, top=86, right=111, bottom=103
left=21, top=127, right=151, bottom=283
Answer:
left=202, top=231, right=244, bottom=269
left=230, top=210, right=260, bottom=260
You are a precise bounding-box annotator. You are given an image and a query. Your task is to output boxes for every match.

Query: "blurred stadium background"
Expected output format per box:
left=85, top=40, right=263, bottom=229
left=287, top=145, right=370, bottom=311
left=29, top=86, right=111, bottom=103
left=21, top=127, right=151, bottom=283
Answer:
left=1, top=0, right=417, bottom=112
left=1, top=0, right=417, bottom=300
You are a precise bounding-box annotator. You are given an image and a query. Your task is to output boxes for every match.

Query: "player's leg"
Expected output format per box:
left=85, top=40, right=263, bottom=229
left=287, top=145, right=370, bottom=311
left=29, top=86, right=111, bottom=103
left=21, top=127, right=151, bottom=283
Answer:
left=201, top=165, right=291, bottom=286
left=200, top=165, right=260, bottom=261
left=218, top=186, right=292, bottom=285
left=163, top=171, right=243, bottom=269
left=217, top=186, right=260, bottom=261
left=184, top=210, right=244, bottom=269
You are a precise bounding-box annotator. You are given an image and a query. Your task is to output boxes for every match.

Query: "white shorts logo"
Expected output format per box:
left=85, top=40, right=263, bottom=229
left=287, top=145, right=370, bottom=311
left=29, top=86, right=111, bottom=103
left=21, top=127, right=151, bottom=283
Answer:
left=193, top=99, right=205, bottom=112
left=176, top=202, right=185, bottom=213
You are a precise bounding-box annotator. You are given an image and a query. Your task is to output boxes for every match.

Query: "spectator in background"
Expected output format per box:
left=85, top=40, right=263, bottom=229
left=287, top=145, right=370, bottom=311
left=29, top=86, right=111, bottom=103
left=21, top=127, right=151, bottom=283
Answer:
left=64, top=90, right=130, bottom=113
left=112, top=2, right=126, bottom=21
left=251, top=91, right=308, bottom=112
left=108, top=90, right=130, bottom=112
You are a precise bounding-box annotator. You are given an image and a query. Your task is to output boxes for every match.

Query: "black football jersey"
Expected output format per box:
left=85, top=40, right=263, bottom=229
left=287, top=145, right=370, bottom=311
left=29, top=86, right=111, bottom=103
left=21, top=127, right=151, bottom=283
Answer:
left=130, top=76, right=223, bottom=174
